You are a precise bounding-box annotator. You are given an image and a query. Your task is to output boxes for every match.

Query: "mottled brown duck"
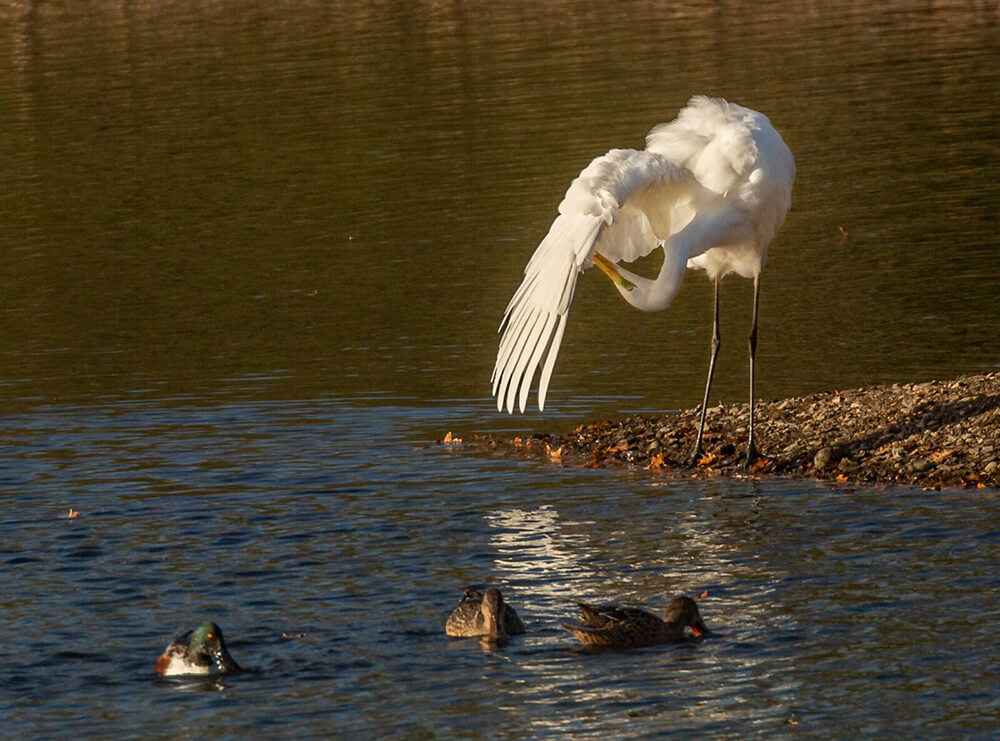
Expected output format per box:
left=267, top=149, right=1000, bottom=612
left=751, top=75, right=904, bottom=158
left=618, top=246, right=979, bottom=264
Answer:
left=563, top=595, right=708, bottom=650
left=445, top=587, right=525, bottom=639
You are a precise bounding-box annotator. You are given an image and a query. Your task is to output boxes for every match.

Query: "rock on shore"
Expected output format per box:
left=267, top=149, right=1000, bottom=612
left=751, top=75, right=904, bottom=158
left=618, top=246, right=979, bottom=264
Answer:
left=474, top=373, right=1000, bottom=490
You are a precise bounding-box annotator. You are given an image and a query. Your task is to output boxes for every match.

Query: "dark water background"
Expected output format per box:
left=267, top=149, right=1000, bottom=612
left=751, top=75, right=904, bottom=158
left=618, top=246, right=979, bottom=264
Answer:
left=1, top=1, right=998, bottom=737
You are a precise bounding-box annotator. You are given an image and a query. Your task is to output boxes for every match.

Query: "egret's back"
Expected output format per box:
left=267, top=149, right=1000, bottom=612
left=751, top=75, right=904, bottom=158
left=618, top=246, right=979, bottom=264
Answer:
left=646, top=96, right=760, bottom=194
left=647, top=96, right=795, bottom=279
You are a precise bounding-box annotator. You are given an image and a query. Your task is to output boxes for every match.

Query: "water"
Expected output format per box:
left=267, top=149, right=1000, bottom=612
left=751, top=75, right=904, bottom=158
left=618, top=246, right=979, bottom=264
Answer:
left=1, top=1, right=999, bottom=737
left=3, top=400, right=1000, bottom=737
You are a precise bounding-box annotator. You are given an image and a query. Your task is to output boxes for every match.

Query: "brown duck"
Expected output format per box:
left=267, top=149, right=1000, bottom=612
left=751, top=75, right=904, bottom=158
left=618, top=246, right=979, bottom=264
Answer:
left=563, top=595, right=708, bottom=650
left=445, top=587, right=525, bottom=639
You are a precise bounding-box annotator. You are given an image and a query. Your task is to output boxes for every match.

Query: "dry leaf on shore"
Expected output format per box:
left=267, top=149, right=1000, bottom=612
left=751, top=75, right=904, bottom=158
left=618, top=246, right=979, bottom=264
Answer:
left=928, top=450, right=956, bottom=464
left=646, top=453, right=670, bottom=470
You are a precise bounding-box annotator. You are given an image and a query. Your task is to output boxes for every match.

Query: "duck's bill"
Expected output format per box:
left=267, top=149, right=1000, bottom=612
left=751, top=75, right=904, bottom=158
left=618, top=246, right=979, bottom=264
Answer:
left=215, top=652, right=243, bottom=673
left=690, top=622, right=709, bottom=637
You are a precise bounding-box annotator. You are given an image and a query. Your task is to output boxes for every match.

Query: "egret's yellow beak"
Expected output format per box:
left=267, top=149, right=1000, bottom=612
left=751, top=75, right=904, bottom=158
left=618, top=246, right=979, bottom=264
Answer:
left=593, top=253, right=635, bottom=292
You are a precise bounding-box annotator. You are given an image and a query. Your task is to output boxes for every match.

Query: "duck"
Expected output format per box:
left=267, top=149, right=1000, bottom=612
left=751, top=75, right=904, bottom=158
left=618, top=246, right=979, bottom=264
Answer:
left=563, top=595, right=708, bottom=650
left=155, top=621, right=243, bottom=677
left=445, top=587, right=526, bottom=639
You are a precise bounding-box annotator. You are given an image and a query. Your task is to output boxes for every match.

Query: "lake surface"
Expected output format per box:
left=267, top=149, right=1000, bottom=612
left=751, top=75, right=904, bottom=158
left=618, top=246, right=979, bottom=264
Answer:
left=1, top=1, right=998, bottom=737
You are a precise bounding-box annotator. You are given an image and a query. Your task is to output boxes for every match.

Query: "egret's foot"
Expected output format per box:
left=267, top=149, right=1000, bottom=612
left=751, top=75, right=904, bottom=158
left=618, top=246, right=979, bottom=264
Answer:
left=744, top=442, right=760, bottom=470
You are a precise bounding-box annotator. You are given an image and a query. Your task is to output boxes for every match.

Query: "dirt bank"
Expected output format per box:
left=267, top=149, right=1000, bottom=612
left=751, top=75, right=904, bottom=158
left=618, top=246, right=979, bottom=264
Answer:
left=464, top=373, right=1000, bottom=490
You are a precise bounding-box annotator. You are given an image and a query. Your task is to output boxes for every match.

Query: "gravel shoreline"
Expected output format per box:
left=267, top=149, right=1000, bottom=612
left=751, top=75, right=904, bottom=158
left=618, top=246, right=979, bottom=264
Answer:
left=467, top=373, right=1000, bottom=490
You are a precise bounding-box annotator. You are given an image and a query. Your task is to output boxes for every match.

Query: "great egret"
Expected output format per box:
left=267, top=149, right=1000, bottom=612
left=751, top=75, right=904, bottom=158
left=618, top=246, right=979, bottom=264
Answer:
left=491, top=96, right=795, bottom=466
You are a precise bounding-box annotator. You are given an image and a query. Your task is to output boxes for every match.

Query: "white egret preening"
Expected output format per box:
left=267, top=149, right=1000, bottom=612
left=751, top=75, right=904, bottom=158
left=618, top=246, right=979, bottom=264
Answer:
left=491, top=96, right=795, bottom=466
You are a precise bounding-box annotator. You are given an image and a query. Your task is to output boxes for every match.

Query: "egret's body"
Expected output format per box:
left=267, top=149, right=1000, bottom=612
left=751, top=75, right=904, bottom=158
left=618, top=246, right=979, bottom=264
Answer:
left=491, top=96, right=795, bottom=464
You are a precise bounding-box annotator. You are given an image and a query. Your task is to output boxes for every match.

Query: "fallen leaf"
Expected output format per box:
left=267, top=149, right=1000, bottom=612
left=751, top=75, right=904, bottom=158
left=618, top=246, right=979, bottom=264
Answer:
left=698, top=590, right=709, bottom=599
left=584, top=448, right=607, bottom=469
left=835, top=474, right=849, bottom=482
left=282, top=632, right=307, bottom=639
left=928, top=449, right=956, bottom=464
left=442, top=431, right=462, bottom=445
left=697, top=453, right=717, bottom=467
left=646, top=453, right=670, bottom=471
left=59, top=509, right=80, bottom=519
left=546, top=444, right=563, bottom=462
left=749, top=457, right=769, bottom=473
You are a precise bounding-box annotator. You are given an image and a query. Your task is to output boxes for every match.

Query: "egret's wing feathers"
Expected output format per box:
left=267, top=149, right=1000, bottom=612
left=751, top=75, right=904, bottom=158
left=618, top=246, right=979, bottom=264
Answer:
left=493, top=149, right=692, bottom=413
left=492, top=215, right=598, bottom=412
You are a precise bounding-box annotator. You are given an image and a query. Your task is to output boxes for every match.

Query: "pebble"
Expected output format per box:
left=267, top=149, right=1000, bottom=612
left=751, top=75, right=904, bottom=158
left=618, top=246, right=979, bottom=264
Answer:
left=814, top=447, right=834, bottom=470
left=483, top=372, right=1000, bottom=490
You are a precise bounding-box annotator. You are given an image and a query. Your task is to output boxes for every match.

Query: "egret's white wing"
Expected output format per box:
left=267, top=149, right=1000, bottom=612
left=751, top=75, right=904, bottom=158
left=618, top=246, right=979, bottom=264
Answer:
left=492, top=149, right=693, bottom=413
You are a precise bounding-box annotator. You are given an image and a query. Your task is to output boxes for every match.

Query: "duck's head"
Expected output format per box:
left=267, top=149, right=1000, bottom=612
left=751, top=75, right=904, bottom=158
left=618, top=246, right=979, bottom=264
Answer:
left=460, top=586, right=483, bottom=603
left=664, top=596, right=709, bottom=637
left=188, top=621, right=242, bottom=673
left=481, top=588, right=507, bottom=638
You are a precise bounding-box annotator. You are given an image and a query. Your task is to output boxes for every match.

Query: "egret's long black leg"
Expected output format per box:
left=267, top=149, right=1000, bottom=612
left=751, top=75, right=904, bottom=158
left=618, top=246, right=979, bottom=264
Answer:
left=689, top=275, right=721, bottom=466
left=745, top=273, right=761, bottom=468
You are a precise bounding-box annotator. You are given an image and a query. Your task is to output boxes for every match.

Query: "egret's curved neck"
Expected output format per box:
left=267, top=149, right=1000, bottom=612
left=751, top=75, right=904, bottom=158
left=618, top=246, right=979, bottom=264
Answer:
left=612, top=243, right=689, bottom=313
